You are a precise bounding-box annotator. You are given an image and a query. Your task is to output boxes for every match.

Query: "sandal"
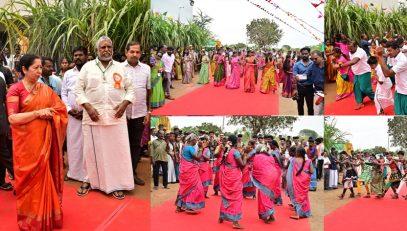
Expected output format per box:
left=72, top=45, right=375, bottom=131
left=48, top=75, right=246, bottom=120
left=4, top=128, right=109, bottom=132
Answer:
left=0, top=182, right=13, bottom=191
left=112, top=191, right=125, bottom=200
left=77, top=182, right=91, bottom=196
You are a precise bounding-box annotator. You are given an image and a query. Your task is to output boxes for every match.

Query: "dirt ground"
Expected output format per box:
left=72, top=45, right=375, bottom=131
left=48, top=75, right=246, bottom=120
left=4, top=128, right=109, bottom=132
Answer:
left=151, top=176, right=325, bottom=231
left=325, top=81, right=338, bottom=106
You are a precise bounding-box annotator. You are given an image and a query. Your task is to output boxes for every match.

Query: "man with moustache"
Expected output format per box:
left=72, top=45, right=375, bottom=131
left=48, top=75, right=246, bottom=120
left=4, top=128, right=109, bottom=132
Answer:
left=124, top=41, right=150, bottom=186
left=376, top=41, right=407, bottom=115
left=61, top=46, right=88, bottom=183
left=293, top=47, right=314, bottom=115
left=74, top=36, right=135, bottom=199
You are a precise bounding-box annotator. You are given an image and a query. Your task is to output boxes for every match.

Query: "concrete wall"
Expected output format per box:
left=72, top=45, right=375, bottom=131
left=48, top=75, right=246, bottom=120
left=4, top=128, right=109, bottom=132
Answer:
left=151, top=0, right=193, bottom=23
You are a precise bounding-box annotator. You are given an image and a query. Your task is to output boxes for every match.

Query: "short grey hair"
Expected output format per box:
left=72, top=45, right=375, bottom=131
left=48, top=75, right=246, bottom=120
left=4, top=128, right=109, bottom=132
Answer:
left=186, top=133, right=198, bottom=143
left=95, top=36, right=113, bottom=49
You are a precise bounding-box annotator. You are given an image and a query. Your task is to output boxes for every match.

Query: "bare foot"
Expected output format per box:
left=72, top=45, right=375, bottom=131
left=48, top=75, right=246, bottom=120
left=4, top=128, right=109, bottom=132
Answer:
left=218, top=218, right=224, bottom=223
left=354, top=104, right=364, bottom=110
left=175, top=207, right=184, bottom=213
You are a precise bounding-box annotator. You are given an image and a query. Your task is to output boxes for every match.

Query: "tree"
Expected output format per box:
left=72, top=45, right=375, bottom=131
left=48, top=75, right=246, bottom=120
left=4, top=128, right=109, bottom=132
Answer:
left=193, top=9, right=213, bottom=29
left=227, top=116, right=297, bottom=136
left=388, top=117, right=407, bottom=149
left=282, top=45, right=291, bottom=51
left=246, top=18, right=282, bottom=48
left=299, top=129, right=319, bottom=139
left=366, top=146, right=387, bottom=154
left=324, top=117, right=350, bottom=151
left=179, top=122, right=222, bottom=135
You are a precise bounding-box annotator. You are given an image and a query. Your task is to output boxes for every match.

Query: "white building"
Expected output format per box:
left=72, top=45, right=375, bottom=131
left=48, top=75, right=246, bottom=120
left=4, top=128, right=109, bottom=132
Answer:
left=151, top=0, right=193, bottom=23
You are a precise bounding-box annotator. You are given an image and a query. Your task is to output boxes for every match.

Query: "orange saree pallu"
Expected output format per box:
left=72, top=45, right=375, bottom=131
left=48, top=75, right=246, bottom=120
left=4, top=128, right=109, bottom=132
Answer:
left=7, top=83, right=68, bottom=230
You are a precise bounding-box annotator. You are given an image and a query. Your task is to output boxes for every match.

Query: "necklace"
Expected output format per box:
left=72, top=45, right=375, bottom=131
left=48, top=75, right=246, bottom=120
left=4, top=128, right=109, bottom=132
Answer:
left=22, top=79, right=36, bottom=93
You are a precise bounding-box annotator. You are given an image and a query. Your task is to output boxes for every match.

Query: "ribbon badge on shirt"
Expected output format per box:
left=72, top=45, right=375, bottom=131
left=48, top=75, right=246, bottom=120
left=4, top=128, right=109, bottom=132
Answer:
left=113, top=73, right=123, bottom=89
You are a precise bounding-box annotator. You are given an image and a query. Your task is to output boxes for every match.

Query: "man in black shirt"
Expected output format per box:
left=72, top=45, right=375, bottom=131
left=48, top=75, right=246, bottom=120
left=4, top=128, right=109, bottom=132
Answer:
left=0, top=72, right=14, bottom=191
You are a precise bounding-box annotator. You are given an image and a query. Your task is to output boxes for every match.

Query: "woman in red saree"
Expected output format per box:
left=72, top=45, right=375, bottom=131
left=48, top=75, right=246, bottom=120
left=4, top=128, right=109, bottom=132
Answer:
left=6, top=54, right=68, bottom=230
left=242, top=141, right=256, bottom=199
left=243, top=51, right=257, bottom=93
left=219, top=135, right=247, bottom=229
left=198, top=136, right=213, bottom=198
left=251, top=145, right=278, bottom=223
left=176, top=134, right=205, bottom=214
left=287, top=147, right=313, bottom=219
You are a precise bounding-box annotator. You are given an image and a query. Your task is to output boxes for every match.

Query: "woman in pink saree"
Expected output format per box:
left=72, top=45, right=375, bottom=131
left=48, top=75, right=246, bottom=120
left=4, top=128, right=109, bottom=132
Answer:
left=251, top=145, right=279, bottom=223
left=176, top=134, right=205, bottom=214
left=269, top=140, right=284, bottom=206
left=242, top=141, right=256, bottom=198
left=213, top=137, right=226, bottom=195
left=219, top=135, right=247, bottom=229
left=198, top=136, right=213, bottom=198
left=287, top=147, right=313, bottom=219
left=243, top=51, right=257, bottom=93
left=225, top=52, right=241, bottom=89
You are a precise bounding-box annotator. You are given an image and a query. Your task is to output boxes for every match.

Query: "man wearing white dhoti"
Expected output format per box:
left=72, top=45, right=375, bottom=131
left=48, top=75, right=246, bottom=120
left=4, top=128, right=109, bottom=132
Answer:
left=367, top=56, right=393, bottom=115
left=74, top=36, right=135, bottom=200
left=61, top=46, right=88, bottom=182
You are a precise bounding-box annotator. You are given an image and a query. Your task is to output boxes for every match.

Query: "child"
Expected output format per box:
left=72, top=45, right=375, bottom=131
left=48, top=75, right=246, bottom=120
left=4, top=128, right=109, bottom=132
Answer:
left=367, top=56, right=393, bottom=115
left=379, top=153, right=402, bottom=199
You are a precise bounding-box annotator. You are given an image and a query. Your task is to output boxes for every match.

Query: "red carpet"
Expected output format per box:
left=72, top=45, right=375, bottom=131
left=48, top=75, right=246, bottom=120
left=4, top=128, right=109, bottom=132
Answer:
left=151, top=193, right=311, bottom=231
left=151, top=78, right=279, bottom=116
left=325, top=187, right=407, bottom=231
left=325, top=84, right=395, bottom=115
left=0, top=183, right=150, bottom=231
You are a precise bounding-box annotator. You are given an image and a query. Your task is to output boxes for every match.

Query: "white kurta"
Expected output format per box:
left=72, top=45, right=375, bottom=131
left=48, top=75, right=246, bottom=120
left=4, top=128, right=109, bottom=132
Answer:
left=75, top=58, right=135, bottom=193
left=374, top=65, right=393, bottom=114
left=167, top=143, right=177, bottom=183
left=61, top=67, right=86, bottom=181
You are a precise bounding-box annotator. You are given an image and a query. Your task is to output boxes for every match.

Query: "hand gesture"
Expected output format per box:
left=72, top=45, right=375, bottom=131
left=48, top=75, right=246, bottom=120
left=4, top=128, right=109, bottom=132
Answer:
left=114, top=102, right=128, bottom=119
left=375, top=46, right=384, bottom=57
left=37, top=108, right=56, bottom=119
left=83, top=104, right=99, bottom=122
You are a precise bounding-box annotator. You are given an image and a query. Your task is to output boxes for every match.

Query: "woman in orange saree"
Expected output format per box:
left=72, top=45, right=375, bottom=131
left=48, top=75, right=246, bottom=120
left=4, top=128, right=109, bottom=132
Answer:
left=6, top=54, right=68, bottom=231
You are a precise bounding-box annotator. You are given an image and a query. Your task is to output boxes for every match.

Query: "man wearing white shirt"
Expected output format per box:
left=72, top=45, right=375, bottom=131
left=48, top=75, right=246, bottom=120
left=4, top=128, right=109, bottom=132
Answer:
left=377, top=41, right=407, bottom=115
left=334, top=41, right=375, bottom=110
left=162, top=47, right=175, bottom=100
left=61, top=46, right=87, bottom=182
left=74, top=36, right=135, bottom=199
left=124, top=41, right=151, bottom=186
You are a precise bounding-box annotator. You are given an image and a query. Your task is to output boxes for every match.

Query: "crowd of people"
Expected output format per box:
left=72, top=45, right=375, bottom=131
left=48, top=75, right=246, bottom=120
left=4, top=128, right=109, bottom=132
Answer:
left=150, top=127, right=324, bottom=229
left=326, top=32, right=407, bottom=115
left=147, top=45, right=324, bottom=115
left=0, top=36, right=150, bottom=230
left=324, top=148, right=407, bottom=200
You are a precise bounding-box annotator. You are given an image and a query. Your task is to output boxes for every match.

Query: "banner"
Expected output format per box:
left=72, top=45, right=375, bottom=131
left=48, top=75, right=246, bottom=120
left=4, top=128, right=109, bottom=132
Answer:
left=247, top=0, right=322, bottom=42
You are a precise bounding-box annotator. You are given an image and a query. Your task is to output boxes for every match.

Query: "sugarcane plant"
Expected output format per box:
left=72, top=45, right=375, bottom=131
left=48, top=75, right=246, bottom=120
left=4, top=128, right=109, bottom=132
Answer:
left=325, top=0, right=407, bottom=41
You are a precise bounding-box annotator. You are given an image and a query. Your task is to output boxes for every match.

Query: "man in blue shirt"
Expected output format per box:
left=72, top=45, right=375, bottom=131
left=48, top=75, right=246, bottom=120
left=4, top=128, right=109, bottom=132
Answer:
left=38, top=57, right=62, bottom=97
left=293, top=47, right=314, bottom=115
left=309, top=51, right=325, bottom=115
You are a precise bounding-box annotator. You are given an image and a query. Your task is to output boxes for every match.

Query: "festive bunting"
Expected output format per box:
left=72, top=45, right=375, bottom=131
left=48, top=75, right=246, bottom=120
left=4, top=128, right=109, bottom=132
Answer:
left=247, top=0, right=322, bottom=42
left=263, top=0, right=324, bottom=35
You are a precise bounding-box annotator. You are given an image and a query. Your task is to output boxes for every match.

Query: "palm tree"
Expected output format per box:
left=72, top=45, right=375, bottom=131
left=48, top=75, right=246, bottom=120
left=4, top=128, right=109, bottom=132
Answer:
left=324, top=117, right=350, bottom=151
